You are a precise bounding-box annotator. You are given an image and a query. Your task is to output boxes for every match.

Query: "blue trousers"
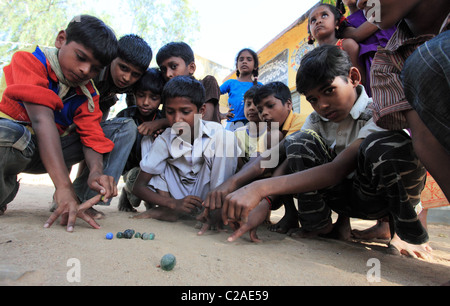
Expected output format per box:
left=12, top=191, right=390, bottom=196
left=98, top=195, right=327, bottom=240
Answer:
left=0, top=117, right=136, bottom=208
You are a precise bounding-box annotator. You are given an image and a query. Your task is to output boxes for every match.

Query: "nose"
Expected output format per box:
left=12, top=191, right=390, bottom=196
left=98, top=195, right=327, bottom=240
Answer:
left=123, top=71, right=131, bottom=82
left=78, top=62, right=91, bottom=76
left=174, top=111, right=184, bottom=123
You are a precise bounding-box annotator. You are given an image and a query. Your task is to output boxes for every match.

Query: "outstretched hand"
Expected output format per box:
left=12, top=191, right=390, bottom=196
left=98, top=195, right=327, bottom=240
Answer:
left=226, top=201, right=270, bottom=242
left=44, top=193, right=102, bottom=232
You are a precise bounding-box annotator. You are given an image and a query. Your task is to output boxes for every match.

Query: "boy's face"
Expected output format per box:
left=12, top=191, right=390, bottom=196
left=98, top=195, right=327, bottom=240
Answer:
left=357, top=0, right=421, bottom=29
left=55, top=31, right=103, bottom=84
left=110, top=58, right=144, bottom=89
left=135, top=90, right=161, bottom=117
left=165, top=96, right=205, bottom=143
left=304, top=68, right=360, bottom=123
left=159, top=56, right=196, bottom=81
left=256, top=95, right=292, bottom=128
left=244, top=98, right=261, bottom=123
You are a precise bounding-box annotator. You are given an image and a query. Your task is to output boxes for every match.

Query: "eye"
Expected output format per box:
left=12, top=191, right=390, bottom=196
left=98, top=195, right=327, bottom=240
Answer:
left=323, top=87, right=335, bottom=95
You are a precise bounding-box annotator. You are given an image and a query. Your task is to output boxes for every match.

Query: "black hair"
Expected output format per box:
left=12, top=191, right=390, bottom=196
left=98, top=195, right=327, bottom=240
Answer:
left=244, top=84, right=263, bottom=101
left=117, top=34, right=152, bottom=72
left=162, top=75, right=205, bottom=110
left=296, top=45, right=352, bottom=95
left=253, top=82, right=291, bottom=106
left=307, top=3, right=348, bottom=44
left=65, top=15, right=118, bottom=67
left=135, top=68, right=165, bottom=96
left=235, top=48, right=259, bottom=85
left=156, top=42, right=195, bottom=67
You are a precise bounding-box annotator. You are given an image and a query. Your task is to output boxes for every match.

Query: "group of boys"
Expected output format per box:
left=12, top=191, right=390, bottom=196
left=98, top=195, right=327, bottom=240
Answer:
left=1, top=0, right=448, bottom=261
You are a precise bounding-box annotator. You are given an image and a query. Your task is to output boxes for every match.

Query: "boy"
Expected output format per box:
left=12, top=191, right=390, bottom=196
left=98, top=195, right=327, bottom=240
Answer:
left=207, top=46, right=431, bottom=259
left=94, top=34, right=153, bottom=120
left=156, top=42, right=222, bottom=123
left=132, top=76, right=239, bottom=222
left=0, top=15, right=136, bottom=232
left=115, top=68, right=165, bottom=212
left=354, top=0, right=450, bottom=240
left=234, top=84, right=266, bottom=167
left=252, top=82, right=304, bottom=233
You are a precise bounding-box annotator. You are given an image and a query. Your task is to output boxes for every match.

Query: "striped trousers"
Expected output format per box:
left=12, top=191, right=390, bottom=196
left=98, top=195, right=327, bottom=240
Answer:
left=284, top=130, right=428, bottom=244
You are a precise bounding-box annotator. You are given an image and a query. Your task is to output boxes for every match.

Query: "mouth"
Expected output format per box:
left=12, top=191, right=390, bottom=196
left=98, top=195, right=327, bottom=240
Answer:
left=324, top=111, right=338, bottom=121
left=139, top=107, right=154, bottom=115
left=71, top=72, right=85, bottom=83
left=117, top=81, right=128, bottom=88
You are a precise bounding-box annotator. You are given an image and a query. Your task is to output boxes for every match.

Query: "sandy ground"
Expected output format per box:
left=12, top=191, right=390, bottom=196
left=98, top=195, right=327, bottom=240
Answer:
left=1, top=172, right=450, bottom=287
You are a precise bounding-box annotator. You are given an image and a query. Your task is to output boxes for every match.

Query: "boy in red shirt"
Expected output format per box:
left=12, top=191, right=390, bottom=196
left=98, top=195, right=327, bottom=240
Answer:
left=0, top=15, right=136, bottom=232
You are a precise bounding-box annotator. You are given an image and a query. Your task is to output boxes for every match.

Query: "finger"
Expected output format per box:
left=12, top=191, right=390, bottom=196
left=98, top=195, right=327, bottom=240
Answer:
left=79, top=194, right=102, bottom=211
left=249, top=228, right=262, bottom=243
left=222, top=197, right=231, bottom=225
left=66, top=205, right=78, bottom=232
left=213, top=191, right=222, bottom=210
left=44, top=207, right=63, bottom=228
left=78, top=211, right=101, bottom=230
left=227, top=223, right=252, bottom=242
left=197, top=222, right=210, bottom=236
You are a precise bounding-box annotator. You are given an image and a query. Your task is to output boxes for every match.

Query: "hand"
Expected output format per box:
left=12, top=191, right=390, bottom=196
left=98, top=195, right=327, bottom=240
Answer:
left=221, top=183, right=264, bottom=225
left=87, top=172, right=117, bottom=203
left=44, top=191, right=101, bottom=232
left=227, top=201, right=270, bottom=242
left=197, top=208, right=226, bottom=235
left=173, top=195, right=203, bottom=214
left=225, top=109, right=235, bottom=121
left=203, top=180, right=237, bottom=211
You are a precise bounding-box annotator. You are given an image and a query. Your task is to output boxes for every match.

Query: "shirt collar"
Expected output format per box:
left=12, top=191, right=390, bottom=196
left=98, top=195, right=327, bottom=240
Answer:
left=281, top=110, right=294, bottom=133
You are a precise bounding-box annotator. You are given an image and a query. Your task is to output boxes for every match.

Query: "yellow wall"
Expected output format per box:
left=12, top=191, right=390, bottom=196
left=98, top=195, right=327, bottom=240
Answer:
left=223, top=12, right=317, bottom=126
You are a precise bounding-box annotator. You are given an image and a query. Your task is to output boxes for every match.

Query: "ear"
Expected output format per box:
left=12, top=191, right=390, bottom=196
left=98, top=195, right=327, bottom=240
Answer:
left=198, top=104, right=206, bottom=117
left=349, top=67, right=361, bottom=87
left=285, top=99, right=293, bottom=111
left=55, top=30, right=67, bottom=49
left=188, top=62, right=196, bottom=76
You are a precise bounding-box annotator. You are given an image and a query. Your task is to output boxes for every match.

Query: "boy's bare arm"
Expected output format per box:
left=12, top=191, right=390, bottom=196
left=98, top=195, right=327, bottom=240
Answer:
left=23, top=102, right=100, bottom=231
left=222, top=139, right=362, bottom=225
left=82, top=146, right=117, bottom=201
left=203, top=139, right=286, bottom=210
left=132, top=169, right=202, bottom=213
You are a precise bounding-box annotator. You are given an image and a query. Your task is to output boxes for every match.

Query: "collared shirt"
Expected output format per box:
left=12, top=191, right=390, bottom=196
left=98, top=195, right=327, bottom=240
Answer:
left=140, top=118, right=240, bottom=191
left=282, top=110, right=303, bottom=137
left=370, top=14, right=449, bottom=130
left=302, top=85, right=385, bottom=155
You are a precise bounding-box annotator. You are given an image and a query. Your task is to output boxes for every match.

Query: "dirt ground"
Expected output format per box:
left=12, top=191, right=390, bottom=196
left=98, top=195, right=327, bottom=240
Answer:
left=1, top=172, right=450, bottom=287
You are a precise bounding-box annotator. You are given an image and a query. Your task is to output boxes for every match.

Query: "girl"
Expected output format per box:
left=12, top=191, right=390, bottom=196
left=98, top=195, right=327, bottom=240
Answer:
left=220, top=48, right=263, bottom=132
left=308, top=3, right=367, bottom=87
left=338, top=0, right=396, bottom=96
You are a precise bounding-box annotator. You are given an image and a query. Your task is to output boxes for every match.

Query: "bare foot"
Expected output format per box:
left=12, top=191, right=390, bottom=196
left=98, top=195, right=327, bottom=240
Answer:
left=132, top=207, right=178, bottom=222
left=352, top=220, right=391, bottom=240
left=323, top=215, right=352, bottom=240
left=388, top=233, right=433, bottom=260
left=268, top=213, right=299, bottom=234
left=118, top=191, right=137, bottom=212
left=288, top=220, right=333, bottom=238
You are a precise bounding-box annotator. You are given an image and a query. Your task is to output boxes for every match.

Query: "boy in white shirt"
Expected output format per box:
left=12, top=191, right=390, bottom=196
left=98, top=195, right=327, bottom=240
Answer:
left=132, top=76, right=240, bottom=222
